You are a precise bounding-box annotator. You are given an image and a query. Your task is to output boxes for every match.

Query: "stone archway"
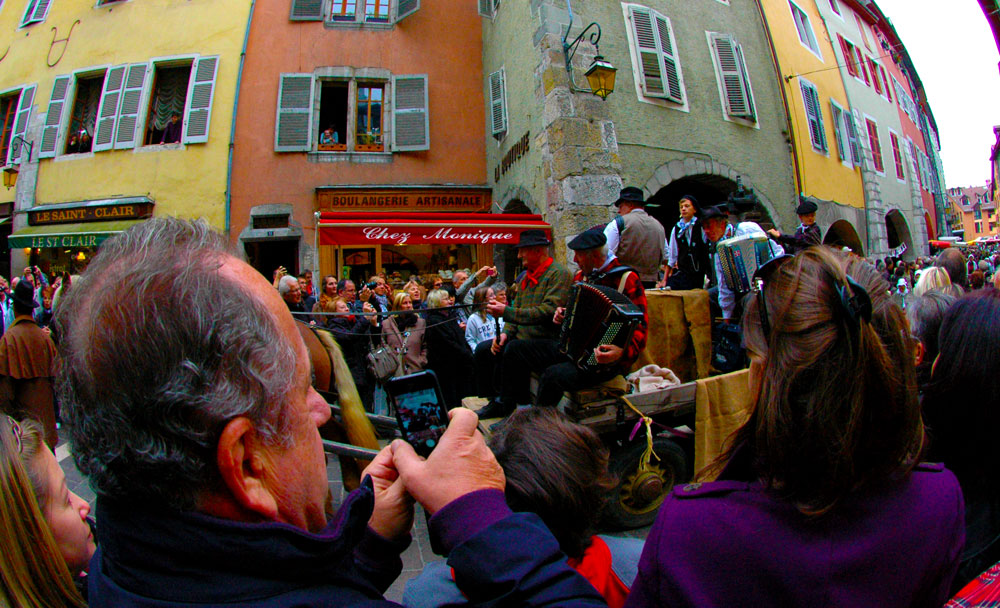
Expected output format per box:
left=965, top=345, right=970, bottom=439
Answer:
left=885, top=209, right=914, bottom=259
left=823, top=219, right=865, bottom=256
left=645, top=174, right=777, bottom=238
left=924, top=211, right=936, bottom=241
left=642, top=157, right=783, bottom=231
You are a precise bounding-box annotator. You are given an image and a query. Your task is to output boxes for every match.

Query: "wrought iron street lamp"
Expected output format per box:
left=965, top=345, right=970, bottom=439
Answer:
left=562, top=14, right=617, bottom=100
left=2, top=136, right=33, bottom=190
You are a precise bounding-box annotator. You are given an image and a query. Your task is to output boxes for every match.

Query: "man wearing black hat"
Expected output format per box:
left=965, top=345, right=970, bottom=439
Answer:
left=477, top=229, right=572, bottom=418
left=535, top=227, right=648, bottom=406
left=701, top=205, right=734, bottom=320
left=604, top=186, right=667, bottom=289
left=767, top=199, right=821, bottom=255
left=0, top=279, right=59, bottom=448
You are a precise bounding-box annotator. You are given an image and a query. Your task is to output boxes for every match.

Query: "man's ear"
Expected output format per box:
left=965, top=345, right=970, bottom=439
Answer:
left=216, top=417, right=279, bottom=520
left=914, top=340, right=925, bottom=366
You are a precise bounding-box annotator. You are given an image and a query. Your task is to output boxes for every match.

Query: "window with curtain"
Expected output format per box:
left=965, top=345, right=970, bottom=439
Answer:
left=144, top=64, right=191, bottom=145
left=66, top=75, right=103, bottom=154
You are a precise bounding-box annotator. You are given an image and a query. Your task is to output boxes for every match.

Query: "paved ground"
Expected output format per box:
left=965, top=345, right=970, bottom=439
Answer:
left=59, top=437, right=651, bottom=604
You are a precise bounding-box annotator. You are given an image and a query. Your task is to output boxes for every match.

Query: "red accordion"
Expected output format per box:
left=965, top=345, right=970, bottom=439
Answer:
left=558, top=282, right=644, bottom=372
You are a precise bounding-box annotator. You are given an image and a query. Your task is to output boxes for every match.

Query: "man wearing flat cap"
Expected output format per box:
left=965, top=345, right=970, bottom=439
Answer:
left=478, top=229, right=573, bottom=419
left=536, top=227, right=648, bottom=406
left=0, top=279, right=59, bottom=448
left=767, top=198, right=822, bottom=255
left=605, top=186, right=667, bottom=289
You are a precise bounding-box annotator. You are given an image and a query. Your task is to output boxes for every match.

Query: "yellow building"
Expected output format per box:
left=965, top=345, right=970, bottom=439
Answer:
left=947, top=186, right=999, bottom=241
left=0, top=0, right=250, bottom=275
left=759, top=0, right=867, bottom=253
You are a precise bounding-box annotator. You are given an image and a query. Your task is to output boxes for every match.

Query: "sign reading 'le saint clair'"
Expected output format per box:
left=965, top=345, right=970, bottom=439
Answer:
left=28, top=202, right=154, bottom=226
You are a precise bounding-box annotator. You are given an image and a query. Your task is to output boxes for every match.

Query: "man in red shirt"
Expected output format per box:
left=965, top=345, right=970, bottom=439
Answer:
left=538, top=226, right=648, bottom=406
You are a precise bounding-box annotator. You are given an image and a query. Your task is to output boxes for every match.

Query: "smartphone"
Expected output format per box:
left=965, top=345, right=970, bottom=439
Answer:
left=386, top=370, right=449, bottom=458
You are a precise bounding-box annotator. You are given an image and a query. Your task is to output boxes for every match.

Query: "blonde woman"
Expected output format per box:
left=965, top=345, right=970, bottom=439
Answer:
left=913, top=266, right=953, bottom=298
left=424, top=289, right=474, bottom=409
left=381, top=291, right=427, bottom=375
left=0, top=416, right=94, bottom=606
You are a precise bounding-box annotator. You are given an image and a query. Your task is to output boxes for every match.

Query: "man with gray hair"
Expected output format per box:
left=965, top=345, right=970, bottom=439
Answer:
left=278, top=273, right=306, bottom=313
left=56, top=218, right=606, bottom=606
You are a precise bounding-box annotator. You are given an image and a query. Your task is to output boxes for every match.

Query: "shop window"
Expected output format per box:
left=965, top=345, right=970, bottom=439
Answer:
left=64, top=74, right=104, bottom=155
left=143, top=64, right=191, bottom=146
left=0, top=93, right=18, bottom=165
left=318, top=82, right=348, bottom=151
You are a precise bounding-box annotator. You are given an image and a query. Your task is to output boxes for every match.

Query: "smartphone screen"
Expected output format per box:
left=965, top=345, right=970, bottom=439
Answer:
left=387, top=371, right=449, bottom=458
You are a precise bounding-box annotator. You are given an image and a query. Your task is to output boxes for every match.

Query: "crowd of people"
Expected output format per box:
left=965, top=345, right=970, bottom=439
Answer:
left=1, top=208, right=1000, bottom=606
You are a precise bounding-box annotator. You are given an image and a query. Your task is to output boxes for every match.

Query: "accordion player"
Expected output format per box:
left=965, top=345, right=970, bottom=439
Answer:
left=558, top=282, right=645, bottom=373
left=715, top=225, right=784, bottom=321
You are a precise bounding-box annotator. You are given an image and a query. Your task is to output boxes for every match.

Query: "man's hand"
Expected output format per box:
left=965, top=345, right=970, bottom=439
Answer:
left=491, top=332, right=508, bottom=355
left=359, top=286, right=372, bottom=302
left=553, top=306, right=566, bottom=325
left=391, top=409, right=505, bottom=515
left=767, top=228, right=781, bottom=238
left=485, top=298, right=506, bottom=317
left=363, top=446, right=414, bottom=540
left=594, top=343, right=623, bottom=364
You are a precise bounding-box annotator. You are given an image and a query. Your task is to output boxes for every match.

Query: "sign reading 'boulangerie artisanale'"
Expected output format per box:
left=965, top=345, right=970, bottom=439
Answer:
left=317, top=188, right=491, bottom=212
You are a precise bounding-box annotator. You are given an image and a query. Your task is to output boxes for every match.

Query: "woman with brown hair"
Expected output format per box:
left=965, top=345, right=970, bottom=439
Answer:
left=625, top=248, right=964, bottom=607
left=381, top=291, right=427, bottom=376
left=0, top=416, right=94, bottom=606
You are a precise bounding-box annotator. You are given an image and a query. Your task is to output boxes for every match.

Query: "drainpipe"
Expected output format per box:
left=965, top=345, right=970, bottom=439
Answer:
left=751, top=0, right=803, bottom=196
left=225, top=0, right=256, bottom=237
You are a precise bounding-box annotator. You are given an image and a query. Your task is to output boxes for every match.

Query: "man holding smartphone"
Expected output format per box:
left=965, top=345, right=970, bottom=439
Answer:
left=59, top=218, right=606, bottom=607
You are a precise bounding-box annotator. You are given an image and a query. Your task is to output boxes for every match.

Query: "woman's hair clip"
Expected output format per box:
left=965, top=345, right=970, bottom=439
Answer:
left=836, top=275, right=873, bottom=325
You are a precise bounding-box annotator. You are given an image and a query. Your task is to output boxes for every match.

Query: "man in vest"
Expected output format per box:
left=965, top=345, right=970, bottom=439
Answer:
left=604, top=186, right=667, bottom=289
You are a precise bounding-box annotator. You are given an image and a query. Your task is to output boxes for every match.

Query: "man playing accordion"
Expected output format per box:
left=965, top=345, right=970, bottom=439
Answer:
left=539, top=227, right=649, bottom=406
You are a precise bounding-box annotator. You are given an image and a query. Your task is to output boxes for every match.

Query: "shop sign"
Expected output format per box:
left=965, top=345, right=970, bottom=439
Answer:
left=317, top=188, right=491, bottom=212
left=28, top=202, right=153, bottom=226
left=494, top=131, right=530, bottom=182
left=27, top=234, right=100, bottom=248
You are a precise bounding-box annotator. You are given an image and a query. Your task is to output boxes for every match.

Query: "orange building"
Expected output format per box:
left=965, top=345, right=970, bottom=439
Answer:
left=230, top=0, right=517, bottom=285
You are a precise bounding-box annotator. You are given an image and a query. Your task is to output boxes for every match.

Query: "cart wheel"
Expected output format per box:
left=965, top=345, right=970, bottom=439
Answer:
left=604, top=437, right=688, bottom=529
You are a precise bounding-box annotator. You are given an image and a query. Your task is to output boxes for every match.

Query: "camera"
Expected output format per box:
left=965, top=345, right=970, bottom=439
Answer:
left=366, top=280, right=379, bottom=290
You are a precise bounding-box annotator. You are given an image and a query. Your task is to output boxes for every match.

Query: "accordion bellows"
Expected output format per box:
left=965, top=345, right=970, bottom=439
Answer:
left=718, top=234, right=776, bottom=294
left=558, top=282, right=644, bottom=372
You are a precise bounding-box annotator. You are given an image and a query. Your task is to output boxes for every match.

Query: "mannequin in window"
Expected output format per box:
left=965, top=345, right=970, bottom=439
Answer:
left=161, top=113, right=182, bottom=144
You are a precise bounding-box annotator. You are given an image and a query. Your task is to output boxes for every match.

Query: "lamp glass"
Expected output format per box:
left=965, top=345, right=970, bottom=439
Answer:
left=585, top=58, right=617, bottom=100
left=2, top=166, right=18, bottom=190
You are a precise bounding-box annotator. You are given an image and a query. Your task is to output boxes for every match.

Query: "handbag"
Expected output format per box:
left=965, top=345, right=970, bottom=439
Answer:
left=367, top=344, right=398, bottom=382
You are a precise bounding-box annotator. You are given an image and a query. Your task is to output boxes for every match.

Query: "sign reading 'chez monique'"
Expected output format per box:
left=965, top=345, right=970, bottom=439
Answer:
left=28, top=202, right=154, bottom=226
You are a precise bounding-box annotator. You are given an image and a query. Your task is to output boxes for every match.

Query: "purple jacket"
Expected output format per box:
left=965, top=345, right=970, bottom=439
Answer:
left=625, top=462, right=965, bottom=608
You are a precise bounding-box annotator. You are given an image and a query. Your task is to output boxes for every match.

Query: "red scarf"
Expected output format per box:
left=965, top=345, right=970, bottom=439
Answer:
left=521, top=257, right=554, bottom=290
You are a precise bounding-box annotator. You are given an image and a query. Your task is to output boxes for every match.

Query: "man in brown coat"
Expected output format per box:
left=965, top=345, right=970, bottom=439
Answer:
left=0, top=279, right=59, bottom=448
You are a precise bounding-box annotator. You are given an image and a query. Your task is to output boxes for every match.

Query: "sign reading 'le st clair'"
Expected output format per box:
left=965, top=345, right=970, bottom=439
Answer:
left=28, top=202, right=154, bottom=226
left=317, top=188, right=491, bottom=212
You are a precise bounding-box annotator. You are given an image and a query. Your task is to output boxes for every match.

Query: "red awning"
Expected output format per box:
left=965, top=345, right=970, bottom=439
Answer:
left=317, top=212, right=551, bottom=246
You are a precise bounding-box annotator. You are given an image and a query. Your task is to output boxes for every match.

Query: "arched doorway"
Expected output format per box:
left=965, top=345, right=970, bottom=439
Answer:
left=647, top=174, right=776, bottom=237
left=823, top=220, right=865, bottom=255
left=885, top=209, right=914, bottom=259
left=498, top=199, right=534, bottom=283
left=924, top=211, right=936, bottom=241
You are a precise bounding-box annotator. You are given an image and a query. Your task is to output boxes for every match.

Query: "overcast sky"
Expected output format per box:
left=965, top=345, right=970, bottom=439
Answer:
left=873, top=0, right=1000, bottom=188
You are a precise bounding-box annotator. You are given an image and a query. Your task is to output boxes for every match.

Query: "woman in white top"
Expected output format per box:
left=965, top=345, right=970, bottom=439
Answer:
left=465, top=285, right=504, bottom=350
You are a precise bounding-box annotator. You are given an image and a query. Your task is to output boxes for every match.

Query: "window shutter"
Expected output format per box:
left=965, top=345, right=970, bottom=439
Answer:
left=653, top=14, right=683, bottom=102
left=891, top=133, right=904, bottom=179
left=488, top=68, right=507, bottom=137
left=31, top=0, right=52, bottom=21
left=290, top=0, right=323, bottom=20
left=38, top=76, right=71, bottom=159
left=392, top=74, right=429, bottom=152
left=396, top=0, right=419, bottom=21
left=275, top=73, right=314, bottom=152
left=845, top=111, right=861, bottom=166
left=630, top=7, right=665, bottom=98
left=8, top=85, right=36, bottom=165
left=93, top=65, right=127, bottom=152
left=183, top=56, right=218, bottom=144
left=713, top=34, right=754, bottom=120
left=830, top=102, right=846, bottom=161
left=478, top=0, right=493, bottom=17
left=114, top=63, right=149, bottom=150
left=881, top=66, right=892, bottom=101
left=800, top=82, right=825, bottom=152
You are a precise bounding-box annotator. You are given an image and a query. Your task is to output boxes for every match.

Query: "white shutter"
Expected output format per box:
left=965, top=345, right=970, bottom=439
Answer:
left=396, top=0, right=419, bottom=22
left=114, top=63, right=149, bottom=150
left=630, top=7, right=665, bottom=98
left=38, top=76, right=71, bottom=158
left=392, top=74, right=429, bottom=152
left=93, top=65, right=127, bottom=152
left=183, top=56, right=218, bottom=144
left=830, top=102, right=846, bottom=161
left=275, top=74, right=314, bottom=152
left=488, top=68, right=507, bottom=137
left=290, top=0, right=323, bottom=20
left=8, top=85, right=36, bottom=165
left=713, top=34, right=754, bottom=120
left=845, top=112, right=861, bottom=165
left=653, top=14, right=683, bottom=102
left=800, top=82, right=826, bottom=152
left=478, top=0, right=493, bottom=17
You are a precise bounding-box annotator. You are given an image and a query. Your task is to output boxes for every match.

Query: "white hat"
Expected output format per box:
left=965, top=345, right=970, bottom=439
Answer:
left=897, top=278, right=907, bottom=287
